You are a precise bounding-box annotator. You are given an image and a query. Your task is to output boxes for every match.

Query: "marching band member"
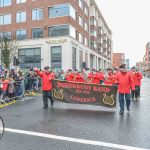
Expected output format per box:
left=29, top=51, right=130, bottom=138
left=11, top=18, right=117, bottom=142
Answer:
left=34, top=66, right=54, bottom=109
left=88, top=69, right=100, bottom=84
left=98, top=69, right=104, bottom=84
left=116, top=64, right=133, bottom=115
left=129, top=67, right=137, bottom=101
left=104, top=68, right=115, bottom=85
left=134, top=69, right=143, bottom=100
left=74, top=71, right=85, bottom=83
left=66, top=69, right=75, bottom=81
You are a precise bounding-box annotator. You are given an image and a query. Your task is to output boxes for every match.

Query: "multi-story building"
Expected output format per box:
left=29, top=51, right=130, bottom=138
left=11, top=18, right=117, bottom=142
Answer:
left=144, top=42, right=150, bottom=70
left=136, top=61, right=145, bottom=71
left=112, top=52, right=125, bottom=68
left=0, top=0, right=112, bottom=71
left=90, top=0, right=112, bottom=69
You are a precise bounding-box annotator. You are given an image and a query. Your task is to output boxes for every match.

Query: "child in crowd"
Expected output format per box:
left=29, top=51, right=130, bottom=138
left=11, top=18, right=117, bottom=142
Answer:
left=7, top=77, right=15, bottom=100
left=1, top=77, right=10, bottom=101
left=0, top=77, right=3, bottom=102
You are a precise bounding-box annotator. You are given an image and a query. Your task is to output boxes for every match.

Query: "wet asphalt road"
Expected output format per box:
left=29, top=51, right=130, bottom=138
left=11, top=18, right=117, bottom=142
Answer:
left=0, top=78, right=150, bottom=150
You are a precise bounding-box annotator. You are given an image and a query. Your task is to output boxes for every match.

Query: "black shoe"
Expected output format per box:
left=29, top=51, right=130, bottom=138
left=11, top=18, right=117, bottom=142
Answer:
left=127, top=107, right=130, bottom=111
left=51, top=100, right=54, bottom=106
left=43, top=106, right=48, bottom=109
left=119, top=110, right=124, bottom=115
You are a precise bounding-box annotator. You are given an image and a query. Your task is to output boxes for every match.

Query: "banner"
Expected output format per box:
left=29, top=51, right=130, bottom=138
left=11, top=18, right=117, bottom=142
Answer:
left=52, top=80, right=117, bottom=108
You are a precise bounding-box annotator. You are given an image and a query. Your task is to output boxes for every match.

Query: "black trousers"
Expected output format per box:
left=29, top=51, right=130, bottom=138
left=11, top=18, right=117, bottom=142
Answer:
left=42, top=90, right=53, bottom=107
left=131, top=86, right=140, bottom=100
left=131, top=90, right=135, bottom=100
left=135, top=86, right=140, bottom=98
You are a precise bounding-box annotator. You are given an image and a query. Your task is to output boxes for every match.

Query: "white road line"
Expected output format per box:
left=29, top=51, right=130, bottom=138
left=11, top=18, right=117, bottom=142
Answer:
left=5, top=128, right=149, bottom=150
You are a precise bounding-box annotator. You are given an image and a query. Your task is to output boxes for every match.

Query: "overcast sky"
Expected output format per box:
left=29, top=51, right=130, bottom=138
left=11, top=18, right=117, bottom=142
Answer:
left=95, top=0, right=150, bottom=66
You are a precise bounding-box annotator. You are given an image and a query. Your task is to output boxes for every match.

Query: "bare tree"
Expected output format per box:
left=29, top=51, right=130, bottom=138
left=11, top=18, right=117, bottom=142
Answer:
left=0, top=36, right=18, bottom=68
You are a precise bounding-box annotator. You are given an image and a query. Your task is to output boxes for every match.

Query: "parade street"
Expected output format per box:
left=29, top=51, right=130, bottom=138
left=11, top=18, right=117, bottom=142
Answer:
left=0, top=78, right=150, bottom=150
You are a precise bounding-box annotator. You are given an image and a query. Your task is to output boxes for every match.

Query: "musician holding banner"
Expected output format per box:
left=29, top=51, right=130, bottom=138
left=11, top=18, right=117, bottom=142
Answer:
left=74, top=71, right=86, bottom=83
left=98, top=69, right=104, bottom=84
left=88, top=69, right=100, bottom=84
left=104, top=68, right=116, bottom=85
left=66, top=69, right=75, bottom=82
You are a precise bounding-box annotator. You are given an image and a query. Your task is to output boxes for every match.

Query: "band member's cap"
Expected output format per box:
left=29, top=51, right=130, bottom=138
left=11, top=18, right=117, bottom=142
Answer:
left=68, top=69, right=72, bottom=71
left=44, top=66, right=50, bottom=69
left=119, top=64, right=126, bottom=69
left=106, top=68, right=113, bottom=71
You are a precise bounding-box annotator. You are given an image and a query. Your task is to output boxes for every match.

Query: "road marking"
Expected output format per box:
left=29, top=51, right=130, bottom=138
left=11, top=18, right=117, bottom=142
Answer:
left=5, top=128, right=149, bottom=150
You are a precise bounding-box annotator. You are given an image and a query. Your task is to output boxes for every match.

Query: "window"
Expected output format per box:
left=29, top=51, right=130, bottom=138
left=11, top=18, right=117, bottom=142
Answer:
left=51, top=46, right=62, bottom=71
left=90, top=41, right=96, bottom=48
left=85, top=53, right=88, bottom=67
left=84, top=6, right=88, bottom=16
left=49, top=4, right=69, bottom=18
left=16, top=11, right=26, bottom=23
left=32, top=28, right=43, bottom=39
left=79, top=50, right=83, bottom=70
left=79, top=0, right=83, bottom=10
left=48, top=25, right=76, bottom=38
left=16, top=29, right=26, bottom=40
left=16, top=0, right=26, bottom=4
left=90, top=30, right=97, bottom=37
left=18, top=47, right=41, bottom=68
left=79, top=16, right=83, bottom=27
left=0, top=0, right=11, bottom=7
left=84, top=37, right=88, bottom=46
left=72, top=47, right=76, bottom=70
left=90, top=17, right=97, bottom=26
left=48, top=25, right=69, bottom=37
left=32, top=8, right=43, bottom=20
left=0, top=32, right=11, bottom=39
left=0, top=14, right=11, bottom=25
left=90, top=54, right=94, bottom=69
left=84, top=22, right=88, bottom=31
left=70, top=5, right=76, bottom=20
left=70, top=25, right=76, bottom=39
left=49, top=4, right=75, bottom=20
left=79, top=33, right=83, bottom=43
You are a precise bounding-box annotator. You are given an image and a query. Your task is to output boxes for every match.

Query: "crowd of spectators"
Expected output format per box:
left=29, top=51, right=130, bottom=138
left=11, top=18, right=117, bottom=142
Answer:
left=0, top=68, right=41, bottom=103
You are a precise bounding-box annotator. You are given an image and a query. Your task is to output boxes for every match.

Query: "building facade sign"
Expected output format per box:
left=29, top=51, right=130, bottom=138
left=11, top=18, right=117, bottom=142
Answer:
left=46, top=39, right=67, bottom=44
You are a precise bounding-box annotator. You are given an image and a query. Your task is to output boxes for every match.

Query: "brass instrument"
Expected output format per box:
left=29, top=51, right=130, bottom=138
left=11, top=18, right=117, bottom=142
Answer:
left=80, top=72, right=90, bottom=82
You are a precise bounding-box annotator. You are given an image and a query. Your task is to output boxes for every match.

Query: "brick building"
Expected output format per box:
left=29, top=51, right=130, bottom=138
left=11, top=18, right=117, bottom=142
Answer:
left=0, top=0, right=112, bottom=70
left=112, top=53, right=125, bottom=68
left=144, top=42, right=150, bottom=71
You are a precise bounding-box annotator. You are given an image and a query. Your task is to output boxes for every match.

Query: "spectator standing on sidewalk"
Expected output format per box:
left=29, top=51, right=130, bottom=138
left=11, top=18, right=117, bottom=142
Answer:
left=34, top=66, right=54, bottom=109
left=0, top=77, right=4, bottom=102
left=7, top=77, right=15, bottom=100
